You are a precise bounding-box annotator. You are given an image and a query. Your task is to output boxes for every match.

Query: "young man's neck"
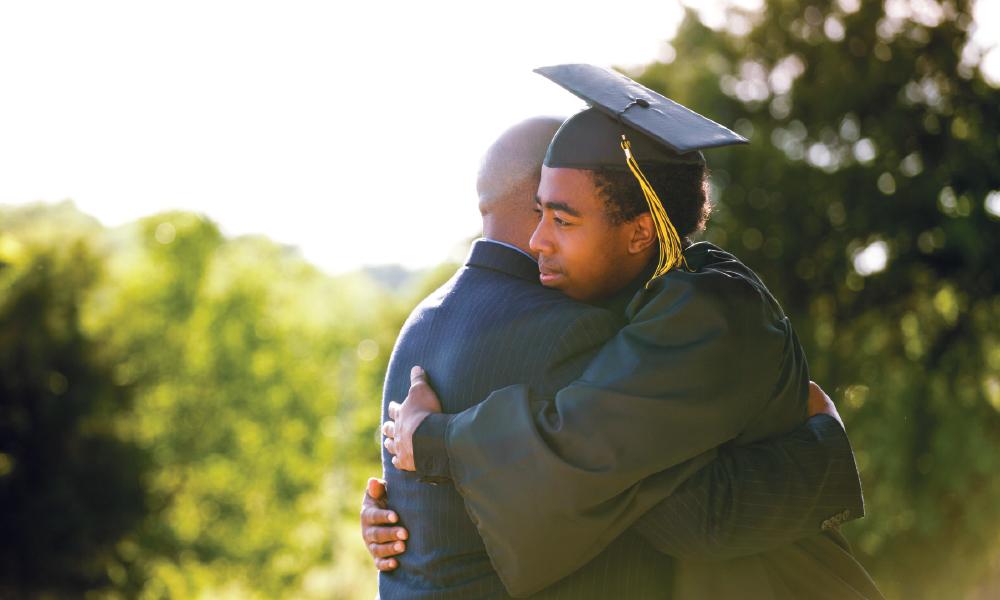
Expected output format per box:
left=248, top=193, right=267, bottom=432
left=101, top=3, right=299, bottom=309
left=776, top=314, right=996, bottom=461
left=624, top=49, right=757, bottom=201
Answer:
left=598, top=255, right=658, bottom=316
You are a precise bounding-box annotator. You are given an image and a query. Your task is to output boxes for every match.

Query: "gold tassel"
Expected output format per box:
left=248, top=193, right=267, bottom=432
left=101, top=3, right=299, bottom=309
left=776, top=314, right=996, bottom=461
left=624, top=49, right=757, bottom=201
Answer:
left=620, top=134, right=688, bottom=287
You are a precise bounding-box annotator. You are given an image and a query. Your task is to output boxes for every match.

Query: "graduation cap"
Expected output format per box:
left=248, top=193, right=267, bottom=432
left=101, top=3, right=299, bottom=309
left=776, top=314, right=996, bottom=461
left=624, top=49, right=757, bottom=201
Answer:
left=535, top=63, right=748, bottom=282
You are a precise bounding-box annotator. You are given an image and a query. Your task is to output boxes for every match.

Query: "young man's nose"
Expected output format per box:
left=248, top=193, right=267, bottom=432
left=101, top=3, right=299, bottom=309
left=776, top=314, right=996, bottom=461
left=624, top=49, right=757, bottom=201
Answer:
left=529, top=220, right=551, bottom=255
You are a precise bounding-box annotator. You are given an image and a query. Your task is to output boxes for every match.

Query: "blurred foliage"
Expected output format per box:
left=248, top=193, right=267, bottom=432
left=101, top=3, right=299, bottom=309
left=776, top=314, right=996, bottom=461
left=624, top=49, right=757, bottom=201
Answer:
left=1, top=1, right=998, bottom=598
left=0, top=202, right=456, bottom=598
left=637, top=0, right=999, bottom=597
left=0, top=233, right=153, bottom=597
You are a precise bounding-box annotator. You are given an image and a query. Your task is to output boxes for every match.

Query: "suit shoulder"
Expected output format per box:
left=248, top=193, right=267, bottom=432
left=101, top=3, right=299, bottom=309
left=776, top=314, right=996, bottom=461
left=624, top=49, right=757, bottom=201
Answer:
left=521, top=284, right=622, bottom=333
left=460, top=264, right=617, bottom=321
left=395, top=268, right=462, bottom=332
left=398, top=264, right=618, bottom=349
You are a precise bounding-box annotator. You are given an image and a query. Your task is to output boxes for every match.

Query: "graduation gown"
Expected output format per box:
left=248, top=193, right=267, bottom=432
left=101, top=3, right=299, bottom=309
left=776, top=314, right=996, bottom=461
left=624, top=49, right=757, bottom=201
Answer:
left=439, top=243, right=881, bottom=599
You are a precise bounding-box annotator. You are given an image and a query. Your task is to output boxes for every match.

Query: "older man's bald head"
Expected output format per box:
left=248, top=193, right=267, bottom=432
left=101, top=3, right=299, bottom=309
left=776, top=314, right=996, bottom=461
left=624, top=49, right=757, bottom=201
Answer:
left=477, top=116, right=564, bottom=253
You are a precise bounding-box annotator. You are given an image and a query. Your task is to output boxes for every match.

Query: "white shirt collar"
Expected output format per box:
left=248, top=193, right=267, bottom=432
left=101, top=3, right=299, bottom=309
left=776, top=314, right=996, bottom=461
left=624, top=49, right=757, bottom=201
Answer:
left=479, top=238, right=536, bottom=262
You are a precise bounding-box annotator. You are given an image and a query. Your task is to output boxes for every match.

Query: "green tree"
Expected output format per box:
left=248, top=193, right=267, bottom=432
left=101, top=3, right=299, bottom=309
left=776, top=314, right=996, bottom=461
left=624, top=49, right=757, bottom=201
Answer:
left=84, top=213, right=378, bottom=597
left=635, top=1, right=999, bottom=597
left=0, top=204, right=432, bottom=598
left=0, top=234, right=156, bottom=597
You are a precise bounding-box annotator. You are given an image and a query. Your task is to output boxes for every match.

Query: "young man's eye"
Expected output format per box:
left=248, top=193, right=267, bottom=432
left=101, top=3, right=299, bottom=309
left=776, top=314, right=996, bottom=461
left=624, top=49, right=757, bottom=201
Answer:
left=554, top=216, right=568, bottom=226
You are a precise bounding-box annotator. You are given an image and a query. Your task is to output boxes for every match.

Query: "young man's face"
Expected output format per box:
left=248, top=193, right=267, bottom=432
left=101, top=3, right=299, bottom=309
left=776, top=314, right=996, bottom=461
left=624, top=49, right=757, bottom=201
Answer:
left=530, top=166, right=642, bottom=302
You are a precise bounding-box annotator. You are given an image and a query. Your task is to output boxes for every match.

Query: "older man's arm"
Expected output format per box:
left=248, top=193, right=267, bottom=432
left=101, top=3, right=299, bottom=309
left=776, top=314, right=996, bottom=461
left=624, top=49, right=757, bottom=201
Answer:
left=359, top=478, right=408, bottom=572
left=632, top=384, right=864, bottom=560
left=633, top=412, right=864, bottom=560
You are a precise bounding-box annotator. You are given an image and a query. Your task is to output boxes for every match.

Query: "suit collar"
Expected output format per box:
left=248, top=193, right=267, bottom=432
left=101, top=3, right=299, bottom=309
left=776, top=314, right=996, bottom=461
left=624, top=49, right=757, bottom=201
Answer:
left=466, top=239, right=541, bottom=284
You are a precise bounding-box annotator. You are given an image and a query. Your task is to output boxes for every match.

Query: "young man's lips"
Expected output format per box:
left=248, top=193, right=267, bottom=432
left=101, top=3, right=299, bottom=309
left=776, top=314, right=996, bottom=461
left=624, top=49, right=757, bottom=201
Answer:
left=538, top=266, right=563, bottom=285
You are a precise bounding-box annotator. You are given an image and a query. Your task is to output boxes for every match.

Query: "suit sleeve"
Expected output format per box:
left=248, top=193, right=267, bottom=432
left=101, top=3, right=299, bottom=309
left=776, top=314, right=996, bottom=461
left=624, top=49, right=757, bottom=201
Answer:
left=631, top=414, right=865, bottom=560
left=444, top=274, right=811, bottom=597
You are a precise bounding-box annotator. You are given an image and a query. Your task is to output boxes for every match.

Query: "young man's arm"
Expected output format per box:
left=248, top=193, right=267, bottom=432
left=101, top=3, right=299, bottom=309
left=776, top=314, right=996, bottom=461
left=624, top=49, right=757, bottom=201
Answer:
left=386, top=273, right=833, bottom=596
left=366, top=392, right=862, bottom=576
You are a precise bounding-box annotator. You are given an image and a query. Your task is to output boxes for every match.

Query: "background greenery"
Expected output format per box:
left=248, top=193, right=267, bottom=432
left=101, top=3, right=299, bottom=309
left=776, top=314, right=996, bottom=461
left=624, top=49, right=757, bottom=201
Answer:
left=2, top=1, right=998, bottom=598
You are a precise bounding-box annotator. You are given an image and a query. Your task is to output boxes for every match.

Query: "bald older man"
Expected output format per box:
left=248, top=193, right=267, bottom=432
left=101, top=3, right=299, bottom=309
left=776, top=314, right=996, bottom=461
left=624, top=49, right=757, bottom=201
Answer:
left=362, top=118, right=860, bottom=599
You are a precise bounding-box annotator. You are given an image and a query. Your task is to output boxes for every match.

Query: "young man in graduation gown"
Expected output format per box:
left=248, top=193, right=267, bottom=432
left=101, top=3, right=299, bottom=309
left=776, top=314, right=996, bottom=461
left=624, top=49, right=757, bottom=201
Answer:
left=379, top=65, right=882, bottom=599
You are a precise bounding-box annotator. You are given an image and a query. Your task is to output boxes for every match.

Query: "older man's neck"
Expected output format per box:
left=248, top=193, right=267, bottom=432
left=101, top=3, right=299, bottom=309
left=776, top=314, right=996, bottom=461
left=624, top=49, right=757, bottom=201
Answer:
left=482, top=214, right=536, bottom=258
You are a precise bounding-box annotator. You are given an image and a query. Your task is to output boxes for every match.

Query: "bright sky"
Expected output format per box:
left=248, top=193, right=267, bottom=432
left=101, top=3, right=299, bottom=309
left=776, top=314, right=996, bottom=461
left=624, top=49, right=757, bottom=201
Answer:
left=1, top=0, right=997, bottom=273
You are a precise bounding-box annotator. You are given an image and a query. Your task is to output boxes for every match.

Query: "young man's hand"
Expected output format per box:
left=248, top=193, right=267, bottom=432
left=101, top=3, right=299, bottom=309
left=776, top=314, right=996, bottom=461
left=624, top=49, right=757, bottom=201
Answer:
left=383, top=365, right=443, bottom=471
left=360, top=478, right=409, bottom=571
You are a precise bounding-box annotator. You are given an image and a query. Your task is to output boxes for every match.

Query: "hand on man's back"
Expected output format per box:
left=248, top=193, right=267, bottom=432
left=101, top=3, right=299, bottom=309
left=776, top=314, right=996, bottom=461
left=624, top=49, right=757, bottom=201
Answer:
left=383, top=365, right=443, bottom=471
left=360, top=478, right=409, bottom=572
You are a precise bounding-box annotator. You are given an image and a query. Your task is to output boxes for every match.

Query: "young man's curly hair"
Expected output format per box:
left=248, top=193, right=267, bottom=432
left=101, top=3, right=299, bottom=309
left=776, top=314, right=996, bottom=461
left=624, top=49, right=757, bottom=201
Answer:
left=591, top=163, right=711, bottom=240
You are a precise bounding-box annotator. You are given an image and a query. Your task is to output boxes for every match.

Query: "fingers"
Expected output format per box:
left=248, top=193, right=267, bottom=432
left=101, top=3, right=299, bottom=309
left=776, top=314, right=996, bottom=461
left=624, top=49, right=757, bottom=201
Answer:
left=809, top=381, right=831, bottom=402
left=806, top=380, right=844, bottom=426
left=366, top=477, right=387, bottom=501
left=388, top=401, right=401, bottom=421
left=382, top=421, right=395, bottom=439
left=384, top=437, right=398, bottom=456
left=391, top=454, right=414, bottom=471
left=375, top=557, right=398, bottom=572
left=370, top=540, right=407, bottom=558
left=361, top=505, right=398, bottom=526
left=410, top=365, right=426, bottom=387
left=364, top=524, right=409, bottom=545
left=807, top=381, right=830, bottom=411
left=368, top=538, right=406, bottom=559
left=807, top=388, right=827, bottom=417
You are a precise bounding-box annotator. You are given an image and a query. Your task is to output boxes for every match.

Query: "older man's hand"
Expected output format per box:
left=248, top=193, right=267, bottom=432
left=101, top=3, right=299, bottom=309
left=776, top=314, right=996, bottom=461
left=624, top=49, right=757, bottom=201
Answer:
left=807, top=381, right=843, bottom=427
left=383, top=366, right=443, bottom=471
left=360, top=478, right=409, bottom=571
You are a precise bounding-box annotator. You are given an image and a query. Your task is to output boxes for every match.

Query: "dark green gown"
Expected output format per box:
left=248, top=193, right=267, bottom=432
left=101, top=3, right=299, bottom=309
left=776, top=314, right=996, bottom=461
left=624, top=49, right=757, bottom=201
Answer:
left=441, top=242, right=882, bottom=599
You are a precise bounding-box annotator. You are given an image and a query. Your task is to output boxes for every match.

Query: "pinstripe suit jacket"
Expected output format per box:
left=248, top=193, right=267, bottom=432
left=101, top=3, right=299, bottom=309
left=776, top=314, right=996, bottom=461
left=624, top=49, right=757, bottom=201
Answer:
left=379, top=240, right=869, bottom=599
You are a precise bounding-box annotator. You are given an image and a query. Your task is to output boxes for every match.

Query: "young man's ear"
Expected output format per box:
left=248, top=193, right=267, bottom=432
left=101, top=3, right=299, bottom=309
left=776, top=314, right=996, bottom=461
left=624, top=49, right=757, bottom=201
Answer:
left=627, top=213, right=658, bottom=255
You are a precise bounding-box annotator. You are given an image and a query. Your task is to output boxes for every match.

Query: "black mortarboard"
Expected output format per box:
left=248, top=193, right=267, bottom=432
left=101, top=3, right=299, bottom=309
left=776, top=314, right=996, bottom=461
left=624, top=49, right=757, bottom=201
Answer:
left=535, top=63, right=749, bottom=282
left=536, top=63, right=748, bottom=169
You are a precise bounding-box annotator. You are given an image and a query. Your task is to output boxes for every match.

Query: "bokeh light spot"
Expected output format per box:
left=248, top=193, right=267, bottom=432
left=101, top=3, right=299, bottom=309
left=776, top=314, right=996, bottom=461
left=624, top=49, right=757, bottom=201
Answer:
left=853, top=240, right=889, bottom=276
left=155, top=222, right=177, bottom=245
left=742, top=228, right=764, bottom=250
left=853, top=138, right=877, bottom=164
left=0, top=453, right=14, bottom=477
left=357, top=339, right=379, bottom=362
left=984, top=190, right=1000, bottom=218
left=844, top=385, right=870, bottom=410
left=877, top=172, right=897, bottom=195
